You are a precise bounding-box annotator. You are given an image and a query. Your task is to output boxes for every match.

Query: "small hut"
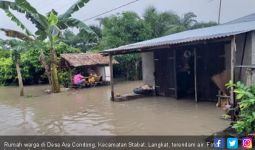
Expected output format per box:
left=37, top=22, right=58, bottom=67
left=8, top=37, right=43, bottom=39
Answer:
left=60, top=53, right=118, bottom=85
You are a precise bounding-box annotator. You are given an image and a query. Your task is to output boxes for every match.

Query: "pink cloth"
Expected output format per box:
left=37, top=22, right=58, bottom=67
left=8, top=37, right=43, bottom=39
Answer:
left=73, top=74, right=85, bottom=84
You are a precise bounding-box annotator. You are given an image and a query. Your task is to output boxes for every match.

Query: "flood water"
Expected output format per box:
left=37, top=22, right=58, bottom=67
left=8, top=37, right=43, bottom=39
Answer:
left=0, top=81, right=229, bottom=135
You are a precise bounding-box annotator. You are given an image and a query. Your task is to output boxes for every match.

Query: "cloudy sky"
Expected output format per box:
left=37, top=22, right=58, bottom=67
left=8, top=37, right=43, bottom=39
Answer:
left=1, top=0, right=255, bottom=38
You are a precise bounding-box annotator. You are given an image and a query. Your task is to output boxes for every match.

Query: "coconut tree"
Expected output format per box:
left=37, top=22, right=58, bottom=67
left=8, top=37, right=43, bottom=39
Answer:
left=143, top=7, right=212, bottom=37
left=0, top=0, right=94, bottom=93
left=143, top=6, right=180, bottom=38
left=164, top=12, right=198, bottom=34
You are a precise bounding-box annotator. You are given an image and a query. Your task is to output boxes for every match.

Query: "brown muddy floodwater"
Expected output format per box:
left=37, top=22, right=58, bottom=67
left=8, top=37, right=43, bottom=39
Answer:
left=0, top=81, right=229, bottom=135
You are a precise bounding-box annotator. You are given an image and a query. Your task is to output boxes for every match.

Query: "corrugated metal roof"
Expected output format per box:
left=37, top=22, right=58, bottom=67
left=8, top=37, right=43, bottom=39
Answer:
left=61, top=53, right=118, bottom=67
left=103, top=20, right=255, bottom=54
left=225, top=13, right=255, bottom=24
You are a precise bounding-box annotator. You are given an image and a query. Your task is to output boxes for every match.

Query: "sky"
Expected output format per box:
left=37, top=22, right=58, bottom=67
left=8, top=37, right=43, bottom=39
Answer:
left=1, top=0, right=255, bottom=39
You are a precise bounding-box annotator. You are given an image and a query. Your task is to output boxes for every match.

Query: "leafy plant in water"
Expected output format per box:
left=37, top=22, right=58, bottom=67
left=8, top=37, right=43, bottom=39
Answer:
left=226, top=81, right=255, bottom=135
left=0, top=57, right=15, bottom=85
left=58, top=70, right=71, bottom=88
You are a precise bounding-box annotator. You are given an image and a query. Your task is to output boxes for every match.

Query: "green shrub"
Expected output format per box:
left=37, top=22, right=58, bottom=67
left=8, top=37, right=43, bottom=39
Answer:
left=226, top=81, right=255, bottom=135
left=114, top=54, right=142, bottom=80
left=0, top=49, right=10, bottom=58
left=0, top=57, right=16, bottom=85
left=0, top=41, right=80, bottom=85
left=58, top=70, right=71, bottom=88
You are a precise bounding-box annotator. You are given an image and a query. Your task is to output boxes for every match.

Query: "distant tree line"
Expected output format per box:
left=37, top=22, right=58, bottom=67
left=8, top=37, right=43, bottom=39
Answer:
left=91, top=7, right=217, bottom=80
left=0, top=6, right=217, bottom=86
left=0, top=0, right=94, bottom=94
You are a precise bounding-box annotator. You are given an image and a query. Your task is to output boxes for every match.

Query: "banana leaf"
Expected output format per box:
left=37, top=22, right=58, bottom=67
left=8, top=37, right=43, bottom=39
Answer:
left=0, top=0, right=48, bottom=37
left=2, top=9, right=33, bottom=36
left=0, top=28, right=34, bottom=41
left=58, top=17, right=94, bottom=34
left=59, top=0, right=90, bottom=19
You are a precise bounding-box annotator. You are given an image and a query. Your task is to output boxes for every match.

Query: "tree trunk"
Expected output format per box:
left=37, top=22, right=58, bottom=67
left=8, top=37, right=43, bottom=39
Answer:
left=15, top=63, right=24, bottom=96
left=39, top=50, right=52, bottom=85
left=50, top=48, right=60, bottom=93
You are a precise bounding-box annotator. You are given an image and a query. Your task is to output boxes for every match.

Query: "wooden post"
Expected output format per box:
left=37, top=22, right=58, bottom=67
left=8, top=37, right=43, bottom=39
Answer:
left=69, top=67, right=73, bottom=85
left=246, top=68, right=253, bottom=86
left=65, top=62, right=73, bottom=86
left=109, top=54, right=114, bottom=101
left=16, top=63, right=24, bottom=96
left=230, top=36, right=237, bottom=104
left=194, top=48, right=198, bottom=102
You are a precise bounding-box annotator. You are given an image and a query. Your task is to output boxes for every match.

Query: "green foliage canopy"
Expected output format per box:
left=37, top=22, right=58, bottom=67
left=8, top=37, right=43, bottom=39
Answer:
left=96, top=7, right=217, bottom=80
left=62, top=26, right=100, bottom=52
left=0, top=40, right=80, bottom=85
left=99, top=12, right=151, bottom=80
left=226, top=81, right=255, bottom=135
left=100, top=11, right=151, bottom=49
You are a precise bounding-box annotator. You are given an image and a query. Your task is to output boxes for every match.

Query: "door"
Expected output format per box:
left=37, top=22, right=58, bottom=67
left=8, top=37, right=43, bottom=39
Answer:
left=175, top=48, right=195, bottom=99
left=196, top=44, right=226, bottom=101
left=154, top=49, right=177, bottom=98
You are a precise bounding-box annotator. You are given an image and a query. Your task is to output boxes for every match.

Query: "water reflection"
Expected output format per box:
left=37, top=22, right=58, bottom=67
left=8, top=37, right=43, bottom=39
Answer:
left=0, top=81, right=229, bottom=135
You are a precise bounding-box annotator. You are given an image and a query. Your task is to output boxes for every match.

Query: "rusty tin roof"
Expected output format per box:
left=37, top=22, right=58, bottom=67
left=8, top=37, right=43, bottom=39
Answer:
left=61, top=53, right=118, bottom=67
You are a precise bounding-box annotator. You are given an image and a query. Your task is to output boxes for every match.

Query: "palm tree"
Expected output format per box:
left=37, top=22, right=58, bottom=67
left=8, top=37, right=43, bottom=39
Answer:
left=143, top=7, right=202, bottom=37
left=166, top=12, right=198, bottom=34
left=180, top=12, right=198, bottom=29
left=143, top=7, right=180, bottom=38
left=0, top=0, right=94, bottom=93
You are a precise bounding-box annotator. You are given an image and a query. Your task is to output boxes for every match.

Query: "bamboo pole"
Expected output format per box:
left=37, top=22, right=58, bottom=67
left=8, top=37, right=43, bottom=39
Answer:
left=230, top=36, right=236, bottom=104
left=109, top=54, right=114, bottom=101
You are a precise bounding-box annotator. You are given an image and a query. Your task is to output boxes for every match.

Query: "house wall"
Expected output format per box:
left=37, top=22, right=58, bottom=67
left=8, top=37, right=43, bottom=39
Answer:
left=251, top=31, right=255, bottom=82
left=230, top=32, right=254, bottom=83
left=142, top=52, right=155, bottom=85
left=223, top=32, right=254, bottom=83
left=251, top=31, right=255, bottom=64
left=140, top=31, right=255, bottom=98
left=97, top=66, right=111, bottom=81
left=104, top=66, right=111, bottom=81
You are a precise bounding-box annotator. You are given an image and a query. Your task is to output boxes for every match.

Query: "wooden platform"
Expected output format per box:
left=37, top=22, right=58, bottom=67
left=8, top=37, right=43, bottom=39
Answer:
left=70, top=81, right=110, bottom=89
left=114, top=93, right=148, bottom=102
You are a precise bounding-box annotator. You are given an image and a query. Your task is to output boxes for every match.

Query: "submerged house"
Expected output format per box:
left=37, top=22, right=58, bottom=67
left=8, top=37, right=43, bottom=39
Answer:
left=60, top=53, right=118, bottom=82
left=102, top=13, right=255, bottom=102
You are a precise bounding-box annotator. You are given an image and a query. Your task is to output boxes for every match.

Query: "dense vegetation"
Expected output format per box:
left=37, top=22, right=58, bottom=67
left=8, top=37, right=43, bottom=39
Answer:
left=0, top=40, right=79, bottom=85
left=95, top=7, right=217, bottom=80
left=0, top=4, right=217, bottom=85
left=0, top=0, right=94, bottom=93
left=227, top=81, right=255, bottom=135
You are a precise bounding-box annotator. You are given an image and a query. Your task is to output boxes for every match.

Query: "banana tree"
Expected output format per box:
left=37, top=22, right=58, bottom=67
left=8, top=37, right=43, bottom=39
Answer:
left=47, top=12, right=61, bottom=93
left=0, top=0, right=95, bottom=93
